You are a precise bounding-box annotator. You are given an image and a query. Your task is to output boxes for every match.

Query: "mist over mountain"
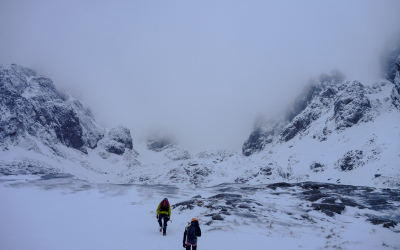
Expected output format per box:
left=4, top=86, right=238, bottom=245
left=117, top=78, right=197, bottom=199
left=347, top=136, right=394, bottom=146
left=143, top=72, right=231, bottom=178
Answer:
left=1, top=0, right=400, bottom=154
left=1, top=37, right=399, bottom=187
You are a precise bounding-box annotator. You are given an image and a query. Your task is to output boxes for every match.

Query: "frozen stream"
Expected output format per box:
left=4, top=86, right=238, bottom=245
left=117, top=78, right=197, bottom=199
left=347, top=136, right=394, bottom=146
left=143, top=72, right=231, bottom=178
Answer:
left=1, top=174, right=399, bottom=250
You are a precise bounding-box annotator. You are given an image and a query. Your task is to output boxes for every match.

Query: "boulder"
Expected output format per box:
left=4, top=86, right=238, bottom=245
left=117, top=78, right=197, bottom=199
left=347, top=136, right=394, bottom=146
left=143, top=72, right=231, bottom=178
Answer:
left=211, top=214, right=224, bottom=220
left=312, top=203, right=345, bottom=216
left=108, top=125, right=133, bottom=149
left=310, top=162, right=327, bottom=173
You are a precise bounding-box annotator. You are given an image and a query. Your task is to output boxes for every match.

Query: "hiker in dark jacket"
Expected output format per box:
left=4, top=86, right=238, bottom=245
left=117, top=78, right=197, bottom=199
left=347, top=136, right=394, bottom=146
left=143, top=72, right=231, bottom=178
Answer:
left=156, top=198, right=171, bottom=235
left=183, top=218, right=201, bottom=249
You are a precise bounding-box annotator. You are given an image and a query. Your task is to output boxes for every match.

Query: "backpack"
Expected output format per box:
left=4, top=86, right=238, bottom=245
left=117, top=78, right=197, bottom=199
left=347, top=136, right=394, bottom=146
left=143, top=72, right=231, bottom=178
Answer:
left=186, top=221, right=199, bottom=239
left=160, top=200, right=169, bottom=212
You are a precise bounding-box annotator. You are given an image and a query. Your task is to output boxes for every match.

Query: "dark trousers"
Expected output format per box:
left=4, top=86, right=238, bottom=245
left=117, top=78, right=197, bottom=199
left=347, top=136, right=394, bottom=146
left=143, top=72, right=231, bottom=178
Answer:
left=158, top=214, right=169, bottom=232
left=186, top=246, right=197, bottom=250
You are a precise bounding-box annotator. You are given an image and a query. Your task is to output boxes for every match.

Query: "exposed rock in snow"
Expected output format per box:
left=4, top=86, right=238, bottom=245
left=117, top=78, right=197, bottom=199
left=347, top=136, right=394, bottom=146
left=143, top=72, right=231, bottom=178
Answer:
left=391, top=71, right=400, bottom=108
left=100, top=139, right=126, bottom=155
left=383, top=42, right=400, bottom=109
left=197, top=149, right=236, bottom=161
left=285, top=79, right=322, bottom=122
left=145, top=137, right=191, bottom=161
left=144, top=136, right=191, bottom=161
left=97, top=126, right=134, bottom=156
left=108, top=125, right=133, bottom=150
left=147, top=137, right=174, bottom=152
left=333, top=81, right=372, bottom=130
left=383, top=42, right=400, bottom=84
left=242, top=118, right=284, bottom=156
left=310, top=162, right=327, bottom=173
left=335, top=150, right=365, bottom=171
left=163, top=145, right=191, bottom=161
left=166, top=164, right=213, bottom=187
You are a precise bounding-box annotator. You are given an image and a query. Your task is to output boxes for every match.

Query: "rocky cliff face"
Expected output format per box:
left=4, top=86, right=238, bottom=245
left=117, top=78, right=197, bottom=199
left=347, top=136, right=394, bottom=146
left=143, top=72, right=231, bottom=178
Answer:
left=0, top=64, right=105, bottom=153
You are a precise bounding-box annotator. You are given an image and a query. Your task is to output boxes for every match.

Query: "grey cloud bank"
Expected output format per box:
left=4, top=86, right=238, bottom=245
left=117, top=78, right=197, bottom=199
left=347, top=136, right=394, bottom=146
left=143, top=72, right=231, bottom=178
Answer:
left=1, top=0, right=399, bottom=154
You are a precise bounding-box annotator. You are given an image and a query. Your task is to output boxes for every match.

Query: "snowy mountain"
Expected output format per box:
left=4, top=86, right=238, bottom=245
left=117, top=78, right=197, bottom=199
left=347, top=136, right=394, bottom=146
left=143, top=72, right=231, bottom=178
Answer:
left=118, top=53, right=400, bottom=188
left=0, top=64, right=140, bottom=180
left=1, top=46, right=400, bottom=189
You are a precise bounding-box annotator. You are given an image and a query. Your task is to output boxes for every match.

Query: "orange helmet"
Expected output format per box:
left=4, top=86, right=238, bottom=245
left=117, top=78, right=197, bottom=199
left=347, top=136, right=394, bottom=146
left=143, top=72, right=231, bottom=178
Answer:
left=191, top=218, right=198, bottom=222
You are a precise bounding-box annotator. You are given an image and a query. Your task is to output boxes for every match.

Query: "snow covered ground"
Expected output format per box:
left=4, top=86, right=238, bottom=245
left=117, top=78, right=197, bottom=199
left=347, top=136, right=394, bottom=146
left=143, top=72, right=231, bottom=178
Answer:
left=1, top=174, right=399, bottom=250
left=1, top=63, right=400, bottom=249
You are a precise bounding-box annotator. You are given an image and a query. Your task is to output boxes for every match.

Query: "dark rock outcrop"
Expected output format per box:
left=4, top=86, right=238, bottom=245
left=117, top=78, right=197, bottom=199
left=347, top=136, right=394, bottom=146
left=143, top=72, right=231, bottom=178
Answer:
left=382, top=41, right=400, bottom=84
left=102, top=140, right=126, bottom=155
left=285, top=80, right=322, bottom=122
left=167, top=164, right=212, bottom=187
left=310, top=162, right=327, bottom=173
left=242, top=118, right=283, bottom=156
left=147, top=137, right=174, bottom=152
left=366, top=214, right=398, bottom=228
left=390, top=71, right=400, bottom=108
left=280, top=110, right=321, bottom=142
left=97, top=126, right=135, bottom=156
left=335, top=150, right=364, bottom=171
left=146, top=135, right=191, bottom=161
left=108, top=125, right=133, bottom=150
left=311, top=203, right=345, bottom=216
left=381, top=40, right=400, bottom=109
left=333, top=81, right=371, bottom=130
left=212, top=214, right=224, bottom=220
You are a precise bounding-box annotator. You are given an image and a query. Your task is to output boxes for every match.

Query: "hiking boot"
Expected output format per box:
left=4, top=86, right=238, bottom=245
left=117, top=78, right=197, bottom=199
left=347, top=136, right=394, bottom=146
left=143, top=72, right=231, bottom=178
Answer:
left=163, top=232, right=166, bottom=236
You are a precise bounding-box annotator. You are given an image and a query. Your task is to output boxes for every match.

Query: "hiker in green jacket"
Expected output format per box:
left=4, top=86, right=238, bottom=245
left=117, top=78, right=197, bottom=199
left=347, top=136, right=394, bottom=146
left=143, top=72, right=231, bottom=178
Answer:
left=156, top=198, right=171, bottom=236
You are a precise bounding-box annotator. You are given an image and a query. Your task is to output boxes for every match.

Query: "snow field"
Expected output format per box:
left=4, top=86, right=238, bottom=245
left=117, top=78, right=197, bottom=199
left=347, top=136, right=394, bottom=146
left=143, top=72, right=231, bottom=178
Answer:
left=1, top=176, right=399, bottom=250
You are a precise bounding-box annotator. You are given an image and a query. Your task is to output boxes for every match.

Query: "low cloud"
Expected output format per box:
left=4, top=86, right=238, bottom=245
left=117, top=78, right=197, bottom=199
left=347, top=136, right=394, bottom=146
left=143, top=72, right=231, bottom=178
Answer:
left=1, top=0, right=400, bottom=154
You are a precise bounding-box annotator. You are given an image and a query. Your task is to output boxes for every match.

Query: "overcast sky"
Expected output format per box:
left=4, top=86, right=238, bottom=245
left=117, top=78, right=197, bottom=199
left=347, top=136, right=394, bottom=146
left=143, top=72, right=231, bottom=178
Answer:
left=1, top=0, right=400, bottom=154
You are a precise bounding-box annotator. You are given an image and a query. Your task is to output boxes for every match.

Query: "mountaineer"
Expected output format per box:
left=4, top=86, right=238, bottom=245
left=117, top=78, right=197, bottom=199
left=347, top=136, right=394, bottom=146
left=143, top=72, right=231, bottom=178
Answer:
left=183, top=218, right=201, bottom=249
left=156, top=198, right=171, bottom=236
